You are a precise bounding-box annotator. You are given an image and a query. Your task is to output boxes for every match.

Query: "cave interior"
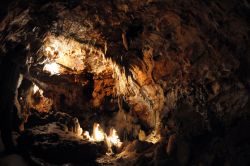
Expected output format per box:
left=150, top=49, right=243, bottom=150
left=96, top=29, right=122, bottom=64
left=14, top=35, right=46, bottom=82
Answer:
left=0, top=0, right=250, bottom=165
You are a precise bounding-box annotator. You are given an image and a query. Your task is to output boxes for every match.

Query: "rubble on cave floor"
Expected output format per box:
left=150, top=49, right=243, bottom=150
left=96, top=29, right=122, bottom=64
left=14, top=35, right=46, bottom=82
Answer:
left=14, top=110, right=151, bottom=165
left=18, top=123, right=104, bottom=165
left=15, top=109, right=163, bottom=165
left=17, top=111, right=106, bottom=165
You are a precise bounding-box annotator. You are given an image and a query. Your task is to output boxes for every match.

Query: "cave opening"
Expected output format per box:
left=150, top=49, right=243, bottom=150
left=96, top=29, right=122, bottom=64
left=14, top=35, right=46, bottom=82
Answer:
left=0, top=0, right=250, bottom=165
